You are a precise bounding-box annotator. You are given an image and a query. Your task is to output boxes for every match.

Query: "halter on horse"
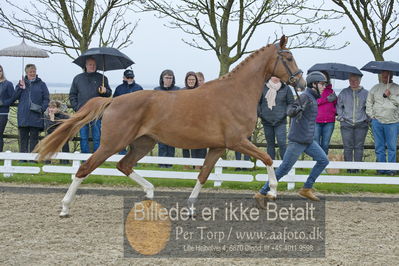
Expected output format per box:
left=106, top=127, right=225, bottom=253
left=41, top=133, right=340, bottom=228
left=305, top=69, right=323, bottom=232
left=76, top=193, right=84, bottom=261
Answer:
left=35, top=35, right=305, bottom=217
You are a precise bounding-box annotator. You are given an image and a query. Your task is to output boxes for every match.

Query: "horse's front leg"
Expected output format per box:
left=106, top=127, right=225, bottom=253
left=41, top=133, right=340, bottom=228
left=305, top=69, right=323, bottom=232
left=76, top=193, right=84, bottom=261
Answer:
left=230, top=138, right=278, bottom=199
left=188, top=148, right=225, bottom=215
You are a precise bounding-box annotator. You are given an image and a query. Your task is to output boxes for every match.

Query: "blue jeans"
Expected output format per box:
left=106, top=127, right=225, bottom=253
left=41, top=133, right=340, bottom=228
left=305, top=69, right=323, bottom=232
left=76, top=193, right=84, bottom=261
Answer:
left=263, top=122, right=287, bottom=159
left=371, top=119, right=399, bottom=174
left=158, top=142, right=175, bottom=168
left=260, top=140, right=329, bottom=194
left=235, top=151, right=250, bottom=160
left=314, top=122, right=335, bottom=155
left=79, top=120, right=101, bottom=153
left=183, top=148, right=207, bottom=158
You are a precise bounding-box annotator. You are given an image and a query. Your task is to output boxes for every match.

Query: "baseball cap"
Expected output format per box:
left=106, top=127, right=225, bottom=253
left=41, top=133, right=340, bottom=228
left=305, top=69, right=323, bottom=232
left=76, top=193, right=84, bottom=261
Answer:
left=124, top=69, right=134, bottom=78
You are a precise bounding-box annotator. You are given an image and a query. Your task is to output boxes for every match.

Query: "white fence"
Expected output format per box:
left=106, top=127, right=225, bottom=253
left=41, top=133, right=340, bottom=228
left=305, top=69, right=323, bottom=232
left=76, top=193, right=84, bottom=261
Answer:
left=256, top=160, right=399, bottom=189
left=0, top=151, right=399, bottom=189
left=0, top=151, right=254, bottom=187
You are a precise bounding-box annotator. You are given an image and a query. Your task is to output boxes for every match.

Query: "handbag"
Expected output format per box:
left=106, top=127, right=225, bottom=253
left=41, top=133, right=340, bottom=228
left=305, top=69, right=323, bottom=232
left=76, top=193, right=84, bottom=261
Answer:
left=29, top=88, right=42, bottom=113
left=30, top=102, right=42, bottom=113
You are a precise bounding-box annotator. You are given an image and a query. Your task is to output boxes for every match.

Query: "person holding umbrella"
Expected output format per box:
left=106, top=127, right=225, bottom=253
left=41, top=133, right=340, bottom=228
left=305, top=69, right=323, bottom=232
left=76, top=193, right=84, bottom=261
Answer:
left=336, top=74, right=369, bottom=173
left=69, top=57, right=112, bottom=153
left=366, top=70, right=399, bottom=175
left=14, top=64, right=49, bottom=155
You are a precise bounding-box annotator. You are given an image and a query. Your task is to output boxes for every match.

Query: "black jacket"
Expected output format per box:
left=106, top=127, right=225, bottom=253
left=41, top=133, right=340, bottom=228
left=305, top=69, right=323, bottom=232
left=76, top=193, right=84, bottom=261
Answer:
left=69, top=72, right=112, bottom=111
left=258, top=83, right=294, bottom=126
left=113, top=81, right=143, bottom=97
left=0, top=80, right=15, bottom=113
left=287, top=88, right=319, bottom=144
left=44, top=112, right=70, bottom=134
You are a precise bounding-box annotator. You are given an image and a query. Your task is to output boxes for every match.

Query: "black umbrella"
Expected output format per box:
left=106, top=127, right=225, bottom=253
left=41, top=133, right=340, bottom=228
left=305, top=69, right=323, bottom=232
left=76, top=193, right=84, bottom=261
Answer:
left=361, top=61, right=399, bottom=76
left=307, top=63, right=363, bottom=80
left=73, top=47, right=134, bottom=71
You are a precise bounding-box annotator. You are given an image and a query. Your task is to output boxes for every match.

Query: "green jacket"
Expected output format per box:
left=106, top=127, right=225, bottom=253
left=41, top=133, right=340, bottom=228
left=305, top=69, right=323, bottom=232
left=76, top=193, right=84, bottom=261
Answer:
left=366, top=82, right=399, bottom=124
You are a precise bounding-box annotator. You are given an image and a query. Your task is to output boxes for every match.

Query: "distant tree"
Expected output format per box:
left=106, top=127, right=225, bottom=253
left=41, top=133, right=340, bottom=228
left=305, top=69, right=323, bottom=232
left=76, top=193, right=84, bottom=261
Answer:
left=0, top=0, right=141, bottom=58
left=332, top=0, right=399, bottom=61
left=139, top=0, right=347, bottom=76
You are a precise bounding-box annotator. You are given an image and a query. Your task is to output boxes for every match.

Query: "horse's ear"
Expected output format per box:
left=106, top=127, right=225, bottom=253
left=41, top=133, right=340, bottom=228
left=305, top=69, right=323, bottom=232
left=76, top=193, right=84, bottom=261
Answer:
left=279, top=35, right=288, bottom=49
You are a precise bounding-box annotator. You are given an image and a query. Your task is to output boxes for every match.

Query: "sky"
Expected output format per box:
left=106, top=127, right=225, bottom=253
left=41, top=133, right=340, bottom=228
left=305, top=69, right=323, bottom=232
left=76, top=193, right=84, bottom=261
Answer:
left=0, top=3, right=398, bottom=92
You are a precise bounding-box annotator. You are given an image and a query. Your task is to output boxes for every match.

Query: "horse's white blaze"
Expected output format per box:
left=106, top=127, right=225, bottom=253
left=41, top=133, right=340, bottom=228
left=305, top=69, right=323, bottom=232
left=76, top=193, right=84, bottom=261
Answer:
left=267, top=165, right=278, bottom=198
left=60, top=176, right=85, bottom=217
left=129, top=172, right=154, bottom=199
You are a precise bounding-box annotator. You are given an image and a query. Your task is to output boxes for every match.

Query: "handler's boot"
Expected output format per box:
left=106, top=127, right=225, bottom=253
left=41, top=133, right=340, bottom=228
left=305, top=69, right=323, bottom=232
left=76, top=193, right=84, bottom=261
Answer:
left=253, top=192, right=276, bottom=209
left=298, top=188, right=320, bottom=201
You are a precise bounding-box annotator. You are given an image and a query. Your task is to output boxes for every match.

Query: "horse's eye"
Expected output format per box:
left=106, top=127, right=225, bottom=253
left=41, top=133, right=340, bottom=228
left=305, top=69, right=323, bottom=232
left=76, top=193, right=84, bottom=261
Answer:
left=286, top=56, right=293, bottom=62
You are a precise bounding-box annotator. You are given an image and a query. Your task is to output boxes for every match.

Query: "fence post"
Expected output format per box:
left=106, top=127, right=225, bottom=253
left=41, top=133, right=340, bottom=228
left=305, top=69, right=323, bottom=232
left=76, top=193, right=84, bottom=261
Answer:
left=287, top=168, right=295, bottom=190
left=71, top=151, right=81, bottom=181
left=3, top=150, right=13, bottom=178
left=214, top=165, right=223, bottom=187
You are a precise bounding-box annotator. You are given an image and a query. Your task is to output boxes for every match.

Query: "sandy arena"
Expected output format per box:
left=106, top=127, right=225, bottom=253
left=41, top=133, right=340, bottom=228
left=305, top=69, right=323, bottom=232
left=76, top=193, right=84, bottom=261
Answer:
left=0, top=183, right=398, bottom=265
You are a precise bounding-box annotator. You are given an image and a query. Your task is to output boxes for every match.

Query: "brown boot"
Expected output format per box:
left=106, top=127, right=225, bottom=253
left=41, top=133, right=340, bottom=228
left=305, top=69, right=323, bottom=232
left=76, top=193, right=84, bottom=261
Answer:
left=298, top=188, right=320, bottom=201
left=253, top=192, right=276, bottom=209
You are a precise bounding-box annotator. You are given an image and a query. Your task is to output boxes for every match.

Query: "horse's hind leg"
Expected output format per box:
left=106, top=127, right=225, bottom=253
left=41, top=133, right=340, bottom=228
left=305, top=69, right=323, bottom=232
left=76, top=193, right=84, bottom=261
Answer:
left=188, top=148, right=225, bottom=213
left=116, top=136, right=156, bottom=198
left=60, top=145, right=119, bottom=217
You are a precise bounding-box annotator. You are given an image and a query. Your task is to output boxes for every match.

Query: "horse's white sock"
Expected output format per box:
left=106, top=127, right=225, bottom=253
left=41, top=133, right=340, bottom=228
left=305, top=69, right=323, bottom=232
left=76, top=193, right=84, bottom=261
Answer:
left=129, top=172, right=154, bottom=198
left=267, top=165, right=278, bottom=198
left=60, top=176, right=85, bottom=217
left=189, top=180, right=203, bottom=200
left=187, top=180, right=203, bottom=216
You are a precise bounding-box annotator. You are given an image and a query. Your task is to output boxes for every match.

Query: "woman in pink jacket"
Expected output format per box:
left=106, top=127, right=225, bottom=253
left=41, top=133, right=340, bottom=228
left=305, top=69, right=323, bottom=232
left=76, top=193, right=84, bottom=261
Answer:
left=314, top=71, right=337, bottom=155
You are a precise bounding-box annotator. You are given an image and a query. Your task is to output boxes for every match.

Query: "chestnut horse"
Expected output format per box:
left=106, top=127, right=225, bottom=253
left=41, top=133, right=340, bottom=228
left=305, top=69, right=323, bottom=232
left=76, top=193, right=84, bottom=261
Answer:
left=35, top=36, right=305, bottom=217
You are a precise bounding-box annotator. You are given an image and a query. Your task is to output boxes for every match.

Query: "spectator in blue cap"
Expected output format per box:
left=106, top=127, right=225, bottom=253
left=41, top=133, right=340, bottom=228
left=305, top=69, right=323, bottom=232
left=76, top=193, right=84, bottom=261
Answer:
left=113, top=69, right=143, bottom=97
left=113, top=69, right=143, bottom=154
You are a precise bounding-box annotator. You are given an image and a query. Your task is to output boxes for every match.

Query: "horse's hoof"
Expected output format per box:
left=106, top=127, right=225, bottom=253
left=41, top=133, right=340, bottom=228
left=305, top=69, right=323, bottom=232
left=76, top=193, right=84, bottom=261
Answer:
left=59, top=212, right=70, bottom=218
left=253, top=192, right=276, bottom=209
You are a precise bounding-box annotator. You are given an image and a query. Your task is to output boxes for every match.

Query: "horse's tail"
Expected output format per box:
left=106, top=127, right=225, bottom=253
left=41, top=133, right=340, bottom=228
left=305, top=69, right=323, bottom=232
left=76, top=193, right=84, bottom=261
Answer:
left=34, top=97, right=113, bottom=160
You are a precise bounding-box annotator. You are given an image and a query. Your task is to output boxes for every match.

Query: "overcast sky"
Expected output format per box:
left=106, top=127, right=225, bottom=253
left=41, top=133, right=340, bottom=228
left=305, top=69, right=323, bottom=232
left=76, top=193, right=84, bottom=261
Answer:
left=0, top=5, right=398, bottom=91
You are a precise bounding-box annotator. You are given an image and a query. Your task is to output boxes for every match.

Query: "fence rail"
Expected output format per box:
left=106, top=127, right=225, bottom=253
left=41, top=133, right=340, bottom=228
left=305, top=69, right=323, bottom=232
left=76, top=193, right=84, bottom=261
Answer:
left=1, top=151, right=399, bottom=189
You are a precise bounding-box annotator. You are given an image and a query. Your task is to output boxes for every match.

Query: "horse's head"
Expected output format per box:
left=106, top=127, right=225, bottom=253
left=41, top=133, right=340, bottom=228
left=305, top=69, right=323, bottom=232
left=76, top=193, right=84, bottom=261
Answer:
left=267, top=35, right=306, bottom=90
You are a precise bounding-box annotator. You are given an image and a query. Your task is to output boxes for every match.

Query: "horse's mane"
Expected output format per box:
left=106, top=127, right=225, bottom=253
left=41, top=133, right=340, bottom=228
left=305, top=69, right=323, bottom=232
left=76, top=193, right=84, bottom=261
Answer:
left=219, top=44, right=272, bottom=80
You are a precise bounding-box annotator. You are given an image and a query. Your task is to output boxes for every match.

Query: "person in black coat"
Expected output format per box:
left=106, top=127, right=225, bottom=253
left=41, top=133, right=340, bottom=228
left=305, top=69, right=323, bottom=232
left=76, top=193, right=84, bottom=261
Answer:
left=113, top=69, right=143, bottom=155
left=153, top=69, right=180, bottom=168
left=44, top=100, right=70, bottom=164
left=113, top=69, right=143, bottom=97
left=258, top=76, right=294, bottom=159
left=69, top=57, right=112, bottom=153
left=0, top=65, right=15, bottom=152
left=14, top=64, right=49, bottom=153
left=181, top=71, right=207, bottom=168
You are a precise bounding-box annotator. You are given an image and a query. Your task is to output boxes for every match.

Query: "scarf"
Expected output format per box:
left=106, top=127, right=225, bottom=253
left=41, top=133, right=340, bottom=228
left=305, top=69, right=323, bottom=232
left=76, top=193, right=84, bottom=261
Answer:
left=265, top=80, right=282, bottom=110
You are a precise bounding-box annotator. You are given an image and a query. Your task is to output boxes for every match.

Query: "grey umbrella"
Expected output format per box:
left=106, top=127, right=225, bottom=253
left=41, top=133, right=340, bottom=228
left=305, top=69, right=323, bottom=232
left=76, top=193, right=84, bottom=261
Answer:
left=0, top=39, right=49, bottom=76
left=361, top=61, right=399, bottom=76
left=308, top=63, right=363, bottom=80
